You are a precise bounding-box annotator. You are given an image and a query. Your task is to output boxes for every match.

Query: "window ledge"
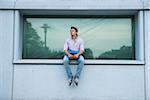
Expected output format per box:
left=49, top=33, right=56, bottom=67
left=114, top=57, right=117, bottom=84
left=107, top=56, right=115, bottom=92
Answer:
left=13, top=59, right=145, bottom=65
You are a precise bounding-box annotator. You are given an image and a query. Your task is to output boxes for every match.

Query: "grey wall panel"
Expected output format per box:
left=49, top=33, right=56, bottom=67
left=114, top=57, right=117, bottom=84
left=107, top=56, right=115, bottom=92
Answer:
left=143, top=1, right=150, bottom=9
left=144, top=10, right=150, bottom=100
left=0, top=10, right=14, bottom=100
left=0, top=0, right=15, bottom=9
left=14, top=0, right=143, bottom=10
left=1, top=0, right=149, bottom=10
left=13, top=65, right=145, bottom=100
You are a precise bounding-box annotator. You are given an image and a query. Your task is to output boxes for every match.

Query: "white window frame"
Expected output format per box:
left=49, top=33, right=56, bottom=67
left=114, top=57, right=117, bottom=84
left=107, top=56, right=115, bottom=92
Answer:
left=13, top=10, right=145, bottom=65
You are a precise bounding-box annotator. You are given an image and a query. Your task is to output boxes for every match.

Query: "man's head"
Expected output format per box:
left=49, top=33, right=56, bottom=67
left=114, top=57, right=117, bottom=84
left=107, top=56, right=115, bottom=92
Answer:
left=70, top=26, right=78, bottom=39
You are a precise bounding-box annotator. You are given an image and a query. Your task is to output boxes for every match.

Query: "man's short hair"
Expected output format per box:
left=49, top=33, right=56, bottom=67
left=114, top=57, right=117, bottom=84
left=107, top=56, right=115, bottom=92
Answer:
left=71, top=26, right=78, bottom=32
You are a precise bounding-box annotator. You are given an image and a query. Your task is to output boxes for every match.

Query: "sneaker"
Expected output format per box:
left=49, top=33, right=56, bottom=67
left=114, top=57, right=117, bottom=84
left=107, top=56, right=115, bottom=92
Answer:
left=68, top=76, right=73, bottom=86
left=74, top=76, right=79, bottom=86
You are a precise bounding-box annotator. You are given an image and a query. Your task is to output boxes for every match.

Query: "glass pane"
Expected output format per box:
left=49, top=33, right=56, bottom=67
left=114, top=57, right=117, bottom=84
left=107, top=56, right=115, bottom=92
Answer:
left=23, top=17, right=135, bottom=59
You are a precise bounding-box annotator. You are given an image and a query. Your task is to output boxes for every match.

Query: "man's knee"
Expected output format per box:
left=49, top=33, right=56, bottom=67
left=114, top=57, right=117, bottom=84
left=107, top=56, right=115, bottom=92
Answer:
left=63, top=56, right=69, bottom=63
left=78, top=56, right=85, bottom=63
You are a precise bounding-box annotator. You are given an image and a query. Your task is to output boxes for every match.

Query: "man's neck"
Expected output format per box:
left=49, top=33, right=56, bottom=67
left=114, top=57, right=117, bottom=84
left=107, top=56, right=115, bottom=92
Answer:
left=71, top=35, right=77, bottom=40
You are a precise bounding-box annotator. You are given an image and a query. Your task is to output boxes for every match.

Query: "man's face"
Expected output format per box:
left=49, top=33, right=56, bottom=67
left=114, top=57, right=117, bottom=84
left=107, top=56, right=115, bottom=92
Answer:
left=70, top=28, right=77, bottom=36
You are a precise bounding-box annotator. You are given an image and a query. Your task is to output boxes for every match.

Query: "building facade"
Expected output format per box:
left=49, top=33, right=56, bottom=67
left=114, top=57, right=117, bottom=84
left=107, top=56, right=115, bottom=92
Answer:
left=0, top=0, right=150, bottom=100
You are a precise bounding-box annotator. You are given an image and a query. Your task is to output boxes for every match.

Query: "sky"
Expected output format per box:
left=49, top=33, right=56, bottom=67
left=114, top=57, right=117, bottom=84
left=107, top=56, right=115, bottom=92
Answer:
left=27, top=18, right=132, bottom=57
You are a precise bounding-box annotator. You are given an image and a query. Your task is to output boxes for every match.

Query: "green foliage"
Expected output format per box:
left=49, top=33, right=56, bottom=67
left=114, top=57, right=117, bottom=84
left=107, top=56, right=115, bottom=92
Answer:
left=83, top=48, right=94, bottom=59
left=99, top=45, right=134, bottom=60
left=23, top=20, right=64, bottom=59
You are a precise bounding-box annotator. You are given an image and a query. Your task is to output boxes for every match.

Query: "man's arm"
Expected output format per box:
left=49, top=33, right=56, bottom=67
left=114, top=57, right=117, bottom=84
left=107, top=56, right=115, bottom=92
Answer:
left=64, top=50, right=74, bottom=59
left=74, top=50, right=84, bottom=59
left=77, top=50, right=84, bottom=56
left=64, top=39, right=74, bottom=59
left=74, top=39, right=84, bottom=59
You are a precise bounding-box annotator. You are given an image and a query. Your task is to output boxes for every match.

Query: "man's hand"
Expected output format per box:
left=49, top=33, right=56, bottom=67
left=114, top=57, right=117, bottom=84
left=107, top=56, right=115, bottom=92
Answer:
left=68, top=54, right=74, bottom=59
left=64, top=50, right=83, bottom=59
left=68, top=54, right=79, bottom=59
left=73, top=54, right=79, bottom=59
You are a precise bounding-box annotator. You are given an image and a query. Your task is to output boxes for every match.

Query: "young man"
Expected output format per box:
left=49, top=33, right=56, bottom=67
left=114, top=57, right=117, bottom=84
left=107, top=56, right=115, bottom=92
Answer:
left=63, top=26, right=84, bottom=86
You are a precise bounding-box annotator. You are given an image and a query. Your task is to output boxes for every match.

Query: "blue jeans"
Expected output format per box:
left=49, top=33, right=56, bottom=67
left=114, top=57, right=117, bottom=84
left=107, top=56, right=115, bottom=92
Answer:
left=63, top=55, right=84, bottom=79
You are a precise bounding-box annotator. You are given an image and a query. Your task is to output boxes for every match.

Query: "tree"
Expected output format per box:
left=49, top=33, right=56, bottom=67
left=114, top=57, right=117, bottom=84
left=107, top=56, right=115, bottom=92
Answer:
left=23, top=20, right=64, bottom=59
left=98, top=45, right=134, bottom=60
left=83, top=48, right=94, bottom=59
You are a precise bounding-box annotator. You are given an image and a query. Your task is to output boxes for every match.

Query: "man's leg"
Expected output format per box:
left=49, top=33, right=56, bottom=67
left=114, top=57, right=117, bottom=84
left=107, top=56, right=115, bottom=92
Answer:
left=74, top=55, right=84, bottom=86
left=63, top=55, right=73, bottom=86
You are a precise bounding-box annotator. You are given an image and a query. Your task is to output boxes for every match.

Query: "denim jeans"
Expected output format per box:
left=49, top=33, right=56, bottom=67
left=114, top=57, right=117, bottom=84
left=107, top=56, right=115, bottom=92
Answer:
left=63, top=55, right=84, bottom=79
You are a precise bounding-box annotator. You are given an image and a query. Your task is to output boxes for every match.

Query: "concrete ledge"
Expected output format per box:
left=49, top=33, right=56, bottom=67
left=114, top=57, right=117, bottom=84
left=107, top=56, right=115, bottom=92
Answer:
left=15, top=0, right=143, bottom=10
left=143, top=1, right=150, bottom=10
left=0, top=1, right=15, bottom=9
left=13, top=59, right=145, bottom=65
left=0, top=0, right=145, bottom=10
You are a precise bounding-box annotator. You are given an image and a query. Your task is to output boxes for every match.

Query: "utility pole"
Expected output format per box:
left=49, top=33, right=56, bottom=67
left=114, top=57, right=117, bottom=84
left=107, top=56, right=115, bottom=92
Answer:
left=41, top=24, right=50, bottom=48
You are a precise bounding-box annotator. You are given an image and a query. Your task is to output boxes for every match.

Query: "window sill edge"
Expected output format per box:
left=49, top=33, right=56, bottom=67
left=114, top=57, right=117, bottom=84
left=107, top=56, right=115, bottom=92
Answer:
left=13, top=59, right=145, bottom=65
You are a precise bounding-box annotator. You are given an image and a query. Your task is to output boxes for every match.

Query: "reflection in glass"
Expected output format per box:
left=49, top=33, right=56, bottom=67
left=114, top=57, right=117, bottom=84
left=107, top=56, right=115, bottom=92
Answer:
left=23, top=17, right=135, bottom=59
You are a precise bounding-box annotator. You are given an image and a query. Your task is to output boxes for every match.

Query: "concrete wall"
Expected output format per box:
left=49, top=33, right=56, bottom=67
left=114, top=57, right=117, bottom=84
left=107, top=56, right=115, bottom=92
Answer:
left=145, top=10, right=150, bottom=100
left=0, top=0, right=145, bottom=10
left=0, top=10, right=14, bottom=100
left=12, top=65, right=145, bottom=100
left=0, top=0, right=150, bottom=100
